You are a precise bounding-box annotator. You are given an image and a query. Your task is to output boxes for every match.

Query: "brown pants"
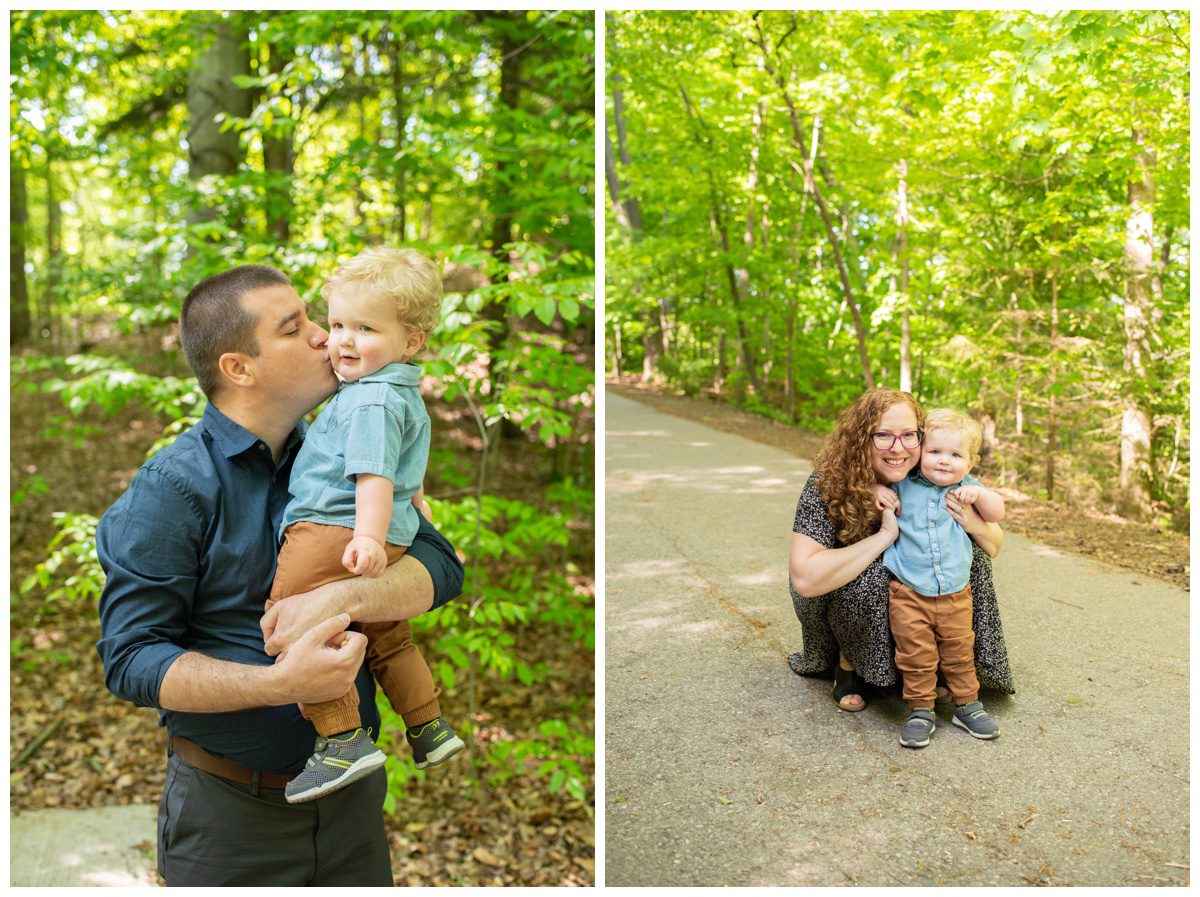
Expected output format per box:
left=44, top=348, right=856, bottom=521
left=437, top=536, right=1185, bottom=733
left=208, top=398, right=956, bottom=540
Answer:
left=888, top=579, right=979, bottom=711
left=268, top=521, right=441, bottom=735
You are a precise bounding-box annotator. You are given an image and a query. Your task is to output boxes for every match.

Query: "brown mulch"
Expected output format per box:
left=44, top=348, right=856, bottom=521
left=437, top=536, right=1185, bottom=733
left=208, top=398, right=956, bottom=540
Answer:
left=10, top=350, right=594, bottom=887
left=609, top=378, right=1189, bottom=591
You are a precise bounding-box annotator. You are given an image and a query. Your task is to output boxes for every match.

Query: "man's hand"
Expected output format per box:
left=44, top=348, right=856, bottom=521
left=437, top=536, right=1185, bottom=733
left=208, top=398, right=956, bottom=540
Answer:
left=874, top=484, right=900, bottom=515
left=412, top=487, right=433, bottom=523
left=343, top=535, right=388, bottom=578
left=273, top=613, right=367, bottom=704
left=263, top=588, right=342, bottom=658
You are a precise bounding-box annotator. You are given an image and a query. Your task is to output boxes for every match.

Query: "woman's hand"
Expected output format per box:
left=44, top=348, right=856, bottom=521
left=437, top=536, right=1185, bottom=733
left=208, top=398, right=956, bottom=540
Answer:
left=878, top=505, right=899, bottom=544
left=947, top=494, right=1003, bottom=557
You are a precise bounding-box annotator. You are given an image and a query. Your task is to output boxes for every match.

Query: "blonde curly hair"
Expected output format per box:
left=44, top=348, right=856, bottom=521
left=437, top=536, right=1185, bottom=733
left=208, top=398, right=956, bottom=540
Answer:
left=321, top=246, right=443, bottom=333
left=814, top=388, right=925, bottom=545
left=924, top=407, right=983, bottom=468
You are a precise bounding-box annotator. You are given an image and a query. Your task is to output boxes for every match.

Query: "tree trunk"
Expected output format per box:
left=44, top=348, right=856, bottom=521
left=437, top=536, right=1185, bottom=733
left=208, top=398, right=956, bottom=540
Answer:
left=752, top=20, right=873, bottom=389
left=186, top=16, right=252, bottom=234
left=1118, top=128, right=1155, bottom=519
left=1013, top=287, right=1024, bottom=438
left=612, top=325, right=622, bottom=378
left=43, top=143, right=62, bottom=344
left=263, top=38, right=293, bottom=244
left=679, top=86, right=762, bottom=396
left=485, top=13, right=522, bottom=437
left=895, top=159, right=912, bottom=392
left=488, top=15, right=519, bottom=265
left=1047, top=258, right=1058, bottom=500
left=607, top=15, right=644, bottom=232
left=390, top=28, right=408, bottom=241
left=355, top=46, right=369, bottom=230
left=10, top=152, right=30, bottom=346
left=642, top=333, right=660, bottom=382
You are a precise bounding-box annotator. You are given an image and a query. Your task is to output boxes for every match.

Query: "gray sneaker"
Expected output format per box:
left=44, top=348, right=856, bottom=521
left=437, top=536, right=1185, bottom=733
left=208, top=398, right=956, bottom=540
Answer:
left=899, top=709, right=936, bottom=748
left=406, top=718, right=466, bottom=769
left=952, top=701, right=999, bottom=740
left=285, top=728, right=387, bottom=804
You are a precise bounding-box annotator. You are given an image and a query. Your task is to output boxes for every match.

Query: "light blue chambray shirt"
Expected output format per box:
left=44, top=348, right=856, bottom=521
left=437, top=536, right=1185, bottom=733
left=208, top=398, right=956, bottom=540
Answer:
left=281, top=362, right=429, bottom=548
left=883, top=470, right=983, bottom=596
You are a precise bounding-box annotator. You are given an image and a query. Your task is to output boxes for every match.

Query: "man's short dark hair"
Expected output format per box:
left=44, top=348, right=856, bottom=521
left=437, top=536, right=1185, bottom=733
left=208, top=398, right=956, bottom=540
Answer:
left=180, top=265, right=291, bottom=398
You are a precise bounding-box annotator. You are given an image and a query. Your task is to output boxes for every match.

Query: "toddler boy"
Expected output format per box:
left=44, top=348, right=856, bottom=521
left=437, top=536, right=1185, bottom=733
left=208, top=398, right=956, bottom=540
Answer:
left=876, top=408, right=1004, bottom=749
left=271, top=247, right=465, bottom=802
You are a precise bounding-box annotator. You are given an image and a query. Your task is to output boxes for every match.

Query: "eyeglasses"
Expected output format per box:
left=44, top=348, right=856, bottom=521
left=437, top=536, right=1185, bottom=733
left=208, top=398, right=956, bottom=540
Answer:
left=871, top=429, right=923, bottom=451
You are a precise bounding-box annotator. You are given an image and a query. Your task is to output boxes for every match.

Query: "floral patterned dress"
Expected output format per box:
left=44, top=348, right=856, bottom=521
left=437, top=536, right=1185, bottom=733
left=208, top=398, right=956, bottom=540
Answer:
left=788, top=472, right=1015, bottom=693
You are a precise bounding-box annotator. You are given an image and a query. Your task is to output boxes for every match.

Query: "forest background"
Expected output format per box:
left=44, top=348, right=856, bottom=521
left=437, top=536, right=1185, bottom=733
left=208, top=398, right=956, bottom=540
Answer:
left=11, top=9, right=594, bottom=886
left=606, top=10, right=1189, bottom=532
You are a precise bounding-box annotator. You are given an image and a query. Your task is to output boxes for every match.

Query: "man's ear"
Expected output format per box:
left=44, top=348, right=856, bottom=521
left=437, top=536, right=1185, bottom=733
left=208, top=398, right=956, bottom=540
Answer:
left=216, top=352, right=256, bottom=391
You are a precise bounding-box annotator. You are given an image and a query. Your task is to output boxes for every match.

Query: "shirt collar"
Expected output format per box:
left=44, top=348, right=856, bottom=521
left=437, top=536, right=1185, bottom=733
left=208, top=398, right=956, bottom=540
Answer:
left=202, top=401, right=304, bottom=460
left=910, top=469, right=964, bottom=490
left=347, top=362, right=422, bottom=387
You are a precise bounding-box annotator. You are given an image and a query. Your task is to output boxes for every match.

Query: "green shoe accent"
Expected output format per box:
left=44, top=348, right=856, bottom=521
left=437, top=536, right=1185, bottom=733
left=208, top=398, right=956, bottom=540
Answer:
left=285, top=727, right=386, bottom=804
left=405, top=718, right=466, bottom=769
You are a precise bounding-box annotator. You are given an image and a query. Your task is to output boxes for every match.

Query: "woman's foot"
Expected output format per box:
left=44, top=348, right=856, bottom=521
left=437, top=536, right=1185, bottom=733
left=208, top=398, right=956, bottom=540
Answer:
left=832, top=662, right=866, bottom=712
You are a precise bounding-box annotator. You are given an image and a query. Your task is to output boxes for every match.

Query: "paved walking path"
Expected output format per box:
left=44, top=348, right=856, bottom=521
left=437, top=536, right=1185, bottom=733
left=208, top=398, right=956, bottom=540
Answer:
left=604, top=393, right=1189, bottom=887
left=10, top=804, right=157, bottom=886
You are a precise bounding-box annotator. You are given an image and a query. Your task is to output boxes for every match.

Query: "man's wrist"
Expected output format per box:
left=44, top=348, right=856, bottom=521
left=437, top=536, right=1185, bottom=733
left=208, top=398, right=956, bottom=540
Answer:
left=318, top=575, right=360, bottom=622
left=259, top=660, right=291, bottom=706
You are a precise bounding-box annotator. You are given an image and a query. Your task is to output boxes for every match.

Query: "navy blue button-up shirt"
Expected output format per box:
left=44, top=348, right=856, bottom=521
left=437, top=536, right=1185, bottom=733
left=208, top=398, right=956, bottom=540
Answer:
left=96, top=402, right=461, bottom=774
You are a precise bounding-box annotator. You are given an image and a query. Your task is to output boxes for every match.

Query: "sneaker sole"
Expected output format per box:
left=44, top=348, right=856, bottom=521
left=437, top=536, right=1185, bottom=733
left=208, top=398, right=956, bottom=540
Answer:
left=285, top=751, right=387, bottom=804
left=899, top=723, right=935, bottom=748
left=952, top=716, right=999, bottom=740
left=414, top=735, right=466, bottom=770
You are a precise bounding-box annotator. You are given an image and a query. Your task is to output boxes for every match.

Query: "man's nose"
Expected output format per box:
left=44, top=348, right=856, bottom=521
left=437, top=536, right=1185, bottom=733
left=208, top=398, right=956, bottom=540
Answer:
left=309, top=321, right=329, bottom=347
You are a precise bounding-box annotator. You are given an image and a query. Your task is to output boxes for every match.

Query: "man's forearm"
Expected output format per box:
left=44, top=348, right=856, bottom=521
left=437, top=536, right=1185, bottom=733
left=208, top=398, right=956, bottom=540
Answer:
left=327, top=552, right=436, bottom=623
left=157, top=652, right=288, bottom=713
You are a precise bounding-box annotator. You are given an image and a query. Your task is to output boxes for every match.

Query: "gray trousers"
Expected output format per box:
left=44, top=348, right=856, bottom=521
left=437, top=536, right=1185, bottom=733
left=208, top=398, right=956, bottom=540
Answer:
left=158, top=752, right=393, bottom=886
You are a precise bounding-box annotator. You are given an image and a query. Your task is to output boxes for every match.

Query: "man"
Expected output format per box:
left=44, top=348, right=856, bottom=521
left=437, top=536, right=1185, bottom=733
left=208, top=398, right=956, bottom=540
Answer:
left=96, top=265, right=463, bottom=885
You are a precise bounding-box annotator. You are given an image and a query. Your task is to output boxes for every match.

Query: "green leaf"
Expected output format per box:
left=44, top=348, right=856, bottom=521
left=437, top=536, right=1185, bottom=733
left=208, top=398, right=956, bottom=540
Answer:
left=534, top=296, right=557, bottom=326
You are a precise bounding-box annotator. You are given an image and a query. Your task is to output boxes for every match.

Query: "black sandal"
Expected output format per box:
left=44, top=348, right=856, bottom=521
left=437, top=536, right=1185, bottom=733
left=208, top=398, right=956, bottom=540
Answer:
left=832, top=665, right=867, bottom=712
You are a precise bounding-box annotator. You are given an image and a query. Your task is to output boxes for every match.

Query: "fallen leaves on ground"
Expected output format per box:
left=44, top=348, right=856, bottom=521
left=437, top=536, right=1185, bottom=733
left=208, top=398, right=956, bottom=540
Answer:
left=11, top=361, right=595, bottom=886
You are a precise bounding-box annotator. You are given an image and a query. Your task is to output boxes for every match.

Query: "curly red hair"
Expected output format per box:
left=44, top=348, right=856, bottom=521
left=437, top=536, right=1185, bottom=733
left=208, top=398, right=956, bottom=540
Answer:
left=813, top=388, right=925, bottom=545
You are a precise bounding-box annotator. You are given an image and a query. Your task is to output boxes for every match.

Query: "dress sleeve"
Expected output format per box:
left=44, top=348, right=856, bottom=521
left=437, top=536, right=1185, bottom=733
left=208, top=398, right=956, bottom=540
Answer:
left=793, top=472, right=838, bottom=548
left=95, top=466, right=202, bottom=709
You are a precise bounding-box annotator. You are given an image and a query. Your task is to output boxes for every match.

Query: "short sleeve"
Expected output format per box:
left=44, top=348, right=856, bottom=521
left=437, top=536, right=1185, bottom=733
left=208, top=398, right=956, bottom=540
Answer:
left=963, top=473, right=983, bottom=487
left=793, top=472, right=838, bottom=548
left=343, top=403, right=404, bottom=482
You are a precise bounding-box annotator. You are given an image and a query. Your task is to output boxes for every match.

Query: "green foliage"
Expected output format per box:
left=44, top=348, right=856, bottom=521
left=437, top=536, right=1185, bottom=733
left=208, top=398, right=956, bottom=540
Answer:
left=607, top=10, right=1189, bottom=519
left=484, top=719, right=593, bottom=808
left=11, top=8, right=595, bottom=819
left=19, top=513, right=103, bottom=604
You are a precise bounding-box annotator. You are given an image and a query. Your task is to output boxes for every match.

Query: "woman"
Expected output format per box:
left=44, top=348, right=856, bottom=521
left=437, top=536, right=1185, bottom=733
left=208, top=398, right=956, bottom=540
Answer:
left=788, top=388, right=1014, bottom=711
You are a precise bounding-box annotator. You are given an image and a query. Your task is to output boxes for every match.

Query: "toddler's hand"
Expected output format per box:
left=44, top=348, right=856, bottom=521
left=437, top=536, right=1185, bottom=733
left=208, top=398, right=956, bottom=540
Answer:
left=874, top=484, right=900, bottom=515
left=342, top=536, right=388, bottom=578
left=950, top=485, right=980, bottom=506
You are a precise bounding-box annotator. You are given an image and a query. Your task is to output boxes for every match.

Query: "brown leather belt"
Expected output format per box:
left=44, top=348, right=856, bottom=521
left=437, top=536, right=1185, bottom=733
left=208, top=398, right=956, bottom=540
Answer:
left=169, top=735, right=292, bottom=790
